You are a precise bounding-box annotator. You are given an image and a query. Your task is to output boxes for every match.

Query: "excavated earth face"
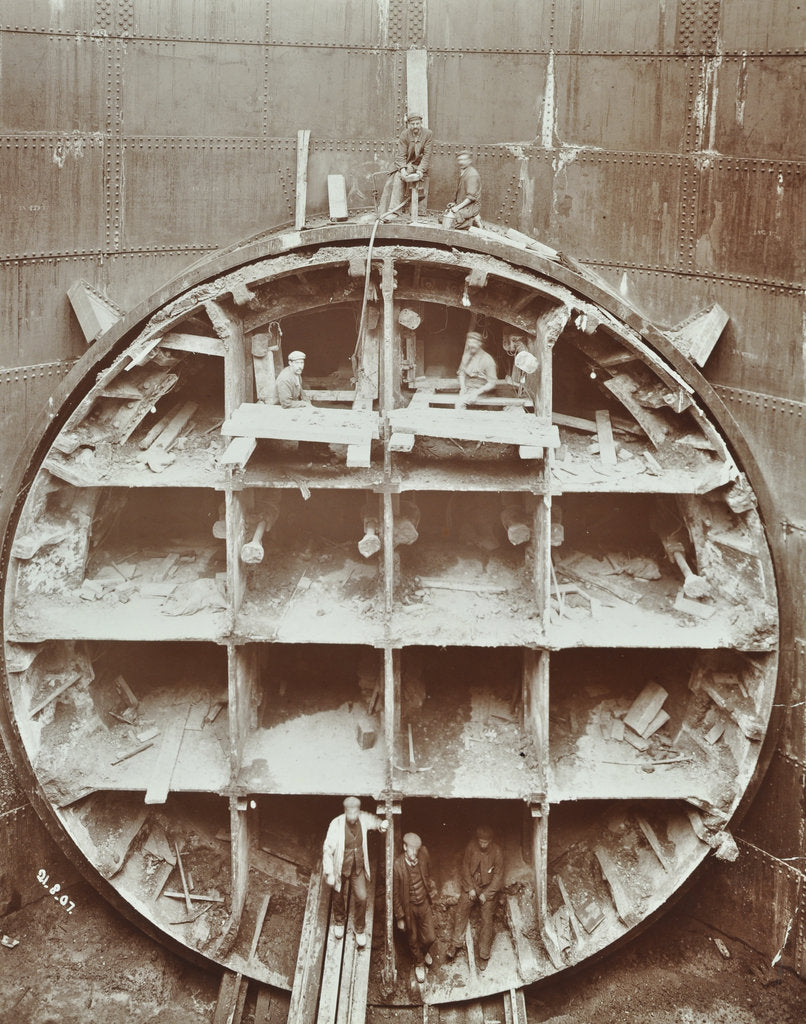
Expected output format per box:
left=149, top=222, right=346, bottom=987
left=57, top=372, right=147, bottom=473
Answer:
left=0, top=222, right=780, bottom=1005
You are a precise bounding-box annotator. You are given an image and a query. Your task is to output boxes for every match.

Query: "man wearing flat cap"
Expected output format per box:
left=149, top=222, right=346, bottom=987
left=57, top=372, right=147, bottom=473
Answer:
left=274, top=350, right=311, bottom=408
left=445, top=824, right=503, bottom=969
left=393, top=831, right=438, bottom=984
left=323, top=797, right=388, bottom=948
left=457, top=330, right=498, bottom=408
left=380, top=112, right=433, bottom=218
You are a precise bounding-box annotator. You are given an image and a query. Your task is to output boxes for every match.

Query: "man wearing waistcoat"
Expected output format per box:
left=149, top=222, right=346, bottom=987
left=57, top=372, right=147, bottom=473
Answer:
left=393, top=831, right=438, bottom=984
left=322, top=796, right=388, bottom=948
left=379, top=113, right=433, bottom=218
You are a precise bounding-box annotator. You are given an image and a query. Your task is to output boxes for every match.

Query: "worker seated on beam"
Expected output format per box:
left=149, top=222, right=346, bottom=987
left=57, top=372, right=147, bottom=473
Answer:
left=379, top=112, right=433, bottom=219
left=445, top=824, right=503, bottom=971
left=456, top=331, right=498, bottom=408
left=323, top=796, right=388, bottom=949
left=394, top=832, right=438, bottom=985
left=444, top=150, right=482, bottom=230
left=274, top=350, right=312, bottom=408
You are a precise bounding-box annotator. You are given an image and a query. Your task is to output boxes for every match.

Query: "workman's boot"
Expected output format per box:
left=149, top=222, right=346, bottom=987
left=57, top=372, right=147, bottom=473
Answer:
left=415, top=964, right=426, bottom=984
left=424, top=952, right=433, bottom=966
left=355, top=931, right=366, bottom=948
left=333, top=924, right=345, bottom=939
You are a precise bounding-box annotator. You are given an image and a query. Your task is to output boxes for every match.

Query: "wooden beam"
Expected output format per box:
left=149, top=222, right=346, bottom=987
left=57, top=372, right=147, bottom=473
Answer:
left=595, top=409, right=617, bottom=467
left=295, top=129, right=311, bottom=230
left=226, top=491, right=247, bottom=618
left=221, top=436, right=257, bottom=470
left=144, top=707, right=189, bottom=805
left=405, top=49, right=429, bottom=128
left=67, top=279, right=122, bottom=343
left=160, top=331, right=226, bottom=357
left=506, top=895, right=539, bottom=979
left=207, top=300, right=250, bottom=418
left=327, top=174, right=348, bottom=221
left=289, top=862, right=329, bottom=1024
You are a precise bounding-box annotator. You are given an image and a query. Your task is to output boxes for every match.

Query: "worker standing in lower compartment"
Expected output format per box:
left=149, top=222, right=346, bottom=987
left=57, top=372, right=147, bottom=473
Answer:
left=323, top=796, right=388, bottom=949
left=393, top=832, right=438, bottom=984
left=445, top=824, right=503, bottom=970
left=274, top=350, right=311, bottom=408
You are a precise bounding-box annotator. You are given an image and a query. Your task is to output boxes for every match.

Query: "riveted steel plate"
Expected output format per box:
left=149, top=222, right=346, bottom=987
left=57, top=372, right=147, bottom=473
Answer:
left=130, top=0, right=266, bottom=43
left=719, top=0, right=806, bottom=52
left=268, top=0, right=387, bottom=48
left=692, top=843, right=802, bottom=962
left=265, top=47, right=395, bottom=138
left=0, top=32, right=106, bottom=133
left=99, top=250, right=213, bottom=313
left=428, top=53, right=548, bottom=143
left=718, top=387, right=806, bottom=527
left=714, top=57, right=806, bottom=160
left=423, top=0, right=552, bottom=52
left=0, top=257, right=97, bottom=368
left=739, top=751, right=806, bottom=860
left=553, top=55, right=690, bottom=152
left=121, top=40, right=264, bottom=137
left=0, top=138, right=105, bottom=257
left=694, top=162, right=805, bottom=284
left=120, top=141, right=291, bottom=250
left=535, top=153, right=685, bottom=268
left=780, top=636, right=806, bottom=764
left=0, top=1, right=95, bottom=33
left=552, top=0, right=680, bottom=54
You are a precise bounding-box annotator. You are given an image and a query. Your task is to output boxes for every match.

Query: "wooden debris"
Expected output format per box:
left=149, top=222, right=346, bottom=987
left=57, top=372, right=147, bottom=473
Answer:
left=111, top=739, right=155, bottom=765
left=641, top=708, right=670, bottom=739
left=624, top=682, right=669, bottom=736
left=356, top=715, right=377, bottom=750
left=603, top=374, right=669, bottom=447
left=144, top=707, right=189, bottom=805
left=595, top=410, right=617, bottom=467
left=465, top=921, right=479, bottom=982
left=555, top=877, right=583, bottom=942
left=143, top=824, right=176, bottom=864
left=174, top=842, right=193, bottom=915
left=506, top=894, right=539, bottom=977
left=221, top=436, right=257, bottom=469
left=595, top=847, right=641, bottom=927
left=295, top=129, right=311, bottom=230
left=636, top=815, right=671, bottom=871
left=623, top=728, right=650, bottom=752
left=327, top=174, right=348, bottom=221
left=160, top=331, right=225, bottom=358
left=28, top=671, right=83, bottom=717
left=416, top=577, right=509, bottom=594
left=673, top=591, right=716, bottom=619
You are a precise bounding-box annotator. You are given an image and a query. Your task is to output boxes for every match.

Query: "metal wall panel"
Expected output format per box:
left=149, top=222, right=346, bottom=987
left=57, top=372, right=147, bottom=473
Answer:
left=553, top=55, right=690, bottom=152
left=719, top=0, right=806, bottom=53
left=267, top=0, right=388, bottom=48
left=694, top=161, right=805, bottom=285
left=0, top=804, right=80, bottom=909
left=0, top=0, right=96, bottom=34
left=552, top=0, right=680, bottom=54
left=534, top=153, right=685, bottom=268
left=265, top=47, right=395, bottom=138
left=738, top=751, right=806, bottom=861
left=120, top=139, right=293, bottom=250
left=131, top=0, right=266, bottom=43
left=423, top=0, right=552, bottom=52
left=714, top=57, right=806, bottom=160
left=99, top=249, right=214, bottom=313
left=0, top=137, right=105, bottom=258
left=428, top=53, right=547, bottom=143
left=717, top=386, right=806, bottom=526
left=0, top=31, right=107, bottom=133
left=692, top=842, right=803, bottom=963
left=121, top=40, right=264, bottom=138
left=781, top=636, right=806, bottom=765
left=0, top=257, right=96, bottom=368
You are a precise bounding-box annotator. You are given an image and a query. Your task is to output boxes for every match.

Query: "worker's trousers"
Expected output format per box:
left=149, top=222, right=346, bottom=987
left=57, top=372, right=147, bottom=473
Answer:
left=406, top=900, right=436, bottom=966
left=452, top=890, right=496, bottom=960
left=332, top=865, right=368, bottom=933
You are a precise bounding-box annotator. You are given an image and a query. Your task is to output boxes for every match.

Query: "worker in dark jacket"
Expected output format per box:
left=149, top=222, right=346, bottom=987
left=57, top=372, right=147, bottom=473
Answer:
left=393, top=832, right=437, bottom=984
left=445, top=825, right=503, bottom=969
left=273, top=350, right=311, bottom=408
left=446, top=151, right=481, bottom=230
left=380, top=113, right=433, bottom=217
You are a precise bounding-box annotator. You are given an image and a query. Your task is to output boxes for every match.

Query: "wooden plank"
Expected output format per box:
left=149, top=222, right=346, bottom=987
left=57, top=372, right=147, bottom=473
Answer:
left=406, top=49, right=429, bottom=127
left=295, top=129, right=311, bottom=230
left=389, top=432, right=415, bottom=452
left=506, top=894, right=539, bottom=979
left=254, top=987, right=273, bottom=1024
left=595, top=409, right=617, bottom=466
left=212, top=971, right=241, bottom=1024
left=594, top=847, right=641, bottom=927
left=144, top=707, right=189, bottom=805
left=603, top=374, right=669, bottom=447
left=289, top=862, right=329, bottom=1024
left=327, top=175, right=348, bottom=221
left=335, top=859, right=376, bottom=1024
left=346, top=441, right=371, bottom=468
left=248, top=894, right=272, bottom=962
left=223, top=403, right=380, bottom=445
left=623, top=682, right=668, bottom=736
left=667, top=303, right=729, bottom=367
left=160, top=331, right=226, bottom=357
left=636, top=815, right=672, bottom=871
left=317, top=881, right=349, bottom=1024
left=388, top=406, right=559, bottom=447
left=67, top=279, right=122, bottom=343
left=221, top=436, right=257, bottom=469
left=28, top=671, right=83, bottom=717
left=465, top=920, right=479, bottom=983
